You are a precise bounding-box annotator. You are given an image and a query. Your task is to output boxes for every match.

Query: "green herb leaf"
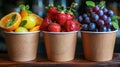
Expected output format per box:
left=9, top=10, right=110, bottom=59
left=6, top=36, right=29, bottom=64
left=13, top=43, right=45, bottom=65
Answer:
left=6, top=14, right=16, bottom=27
left=112, top=16, right=120, bottom=21
left=112, top=21, right=119, bottom=29
left=20, top=20, right=27, bottom=27
left=19, top=4, right=26, bottom=10
left=86, top=1, right=95, bottom=7
left=98, top=1, right=105, bottom=9
left=25, top=5, right=30, bottom=10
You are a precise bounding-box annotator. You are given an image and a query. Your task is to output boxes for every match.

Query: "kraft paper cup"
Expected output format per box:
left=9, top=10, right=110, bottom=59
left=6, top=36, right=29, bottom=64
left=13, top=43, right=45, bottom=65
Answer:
left=81, top=30, right=117, bottom=62
left=4, top=31, right=40, bottom=62
left=43, top=31, right=78, bottom=62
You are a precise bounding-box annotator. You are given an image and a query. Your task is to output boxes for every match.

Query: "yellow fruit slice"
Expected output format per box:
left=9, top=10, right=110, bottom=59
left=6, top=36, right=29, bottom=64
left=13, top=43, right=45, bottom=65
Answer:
left=31, top=13, right=43, bottom=26
left=0, top=12, right=21, bottom=31
left=15, top=27, right=28, bottom=32
left=20, top=10, right=28, bottom=18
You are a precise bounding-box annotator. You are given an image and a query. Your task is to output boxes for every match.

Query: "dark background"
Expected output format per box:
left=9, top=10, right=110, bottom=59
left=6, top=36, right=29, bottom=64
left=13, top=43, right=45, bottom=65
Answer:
left=0, top=0, right=120, bottom=54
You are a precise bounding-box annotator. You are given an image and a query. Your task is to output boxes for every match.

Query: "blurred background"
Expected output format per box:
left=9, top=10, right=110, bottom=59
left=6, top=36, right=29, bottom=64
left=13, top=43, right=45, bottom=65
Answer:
left=0, top=0, right=120, bottom=54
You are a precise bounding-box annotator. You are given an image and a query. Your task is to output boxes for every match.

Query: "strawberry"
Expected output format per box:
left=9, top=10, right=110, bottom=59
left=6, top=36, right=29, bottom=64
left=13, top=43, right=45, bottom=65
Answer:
left=48, top=23, right=61, bottom=32
left=66, top=13, right=74, bottom=21
left=40, top=17, right=51, bottom=31
left=56, top=12, right=67, bottom=26
left=48, top=7, right=58, bottom=21
left=65, top=20, right=76, bottom=32
left=75, top=21, right=80, bottom=30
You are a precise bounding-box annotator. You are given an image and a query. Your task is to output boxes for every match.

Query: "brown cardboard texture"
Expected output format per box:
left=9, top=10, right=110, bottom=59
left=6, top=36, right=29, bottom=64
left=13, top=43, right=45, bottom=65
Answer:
left=81, top=31, right=117, bottom=62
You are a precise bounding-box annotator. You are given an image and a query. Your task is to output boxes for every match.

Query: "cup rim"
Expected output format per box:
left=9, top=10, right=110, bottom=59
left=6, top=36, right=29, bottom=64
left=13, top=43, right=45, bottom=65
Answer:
left=42, top=31, right=78, bottom=34
left=4, top=31, right=40, bottom=34
left=81, top=30, right=118, bottom=34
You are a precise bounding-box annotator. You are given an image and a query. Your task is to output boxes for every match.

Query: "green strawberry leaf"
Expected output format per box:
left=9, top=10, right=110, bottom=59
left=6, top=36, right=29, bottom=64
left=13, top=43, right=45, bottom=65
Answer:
left=6, top=14, right=16, bottom=27
left=20, top=20, right=27, bottom=27
left=86, top=1, right=95, bottom=7
left=112, top=21, right=119, bottom=29
left=112, top=16, right=120, bottom=21
left=98, top=1, right=105, bottom=9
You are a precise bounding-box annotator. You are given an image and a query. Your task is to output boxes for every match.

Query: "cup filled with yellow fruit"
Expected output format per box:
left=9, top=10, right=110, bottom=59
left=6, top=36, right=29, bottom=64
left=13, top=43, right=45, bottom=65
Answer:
left=0, top=4, right=43, bottom=62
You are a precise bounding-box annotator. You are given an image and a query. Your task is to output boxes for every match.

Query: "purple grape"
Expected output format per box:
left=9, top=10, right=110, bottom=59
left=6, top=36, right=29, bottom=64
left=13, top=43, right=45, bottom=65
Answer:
left=97, top=19, right=105, bottom=26
left=78, top=16, right=83, bottom=22
left=93, top=6, right=99, bottom=13
left=103, top=8, right=108, bottom=14
left=107, top=17, right=111, bottom=22
left=97, top=9, right=104, bottom=16
left=107, top=10, right=114, bottom=17
left=100, top=15, right=107, bottom=21
left=83, top=14, right=88, bottom=18
left=88, top=23, right=96, bottom=31
left=104, top=21, right=112, bottom=28
left=107, top=27, right=111, bottom=31
left=100, top=26, right=107, bottom=32
left=95, top=28, right=99, bottom=32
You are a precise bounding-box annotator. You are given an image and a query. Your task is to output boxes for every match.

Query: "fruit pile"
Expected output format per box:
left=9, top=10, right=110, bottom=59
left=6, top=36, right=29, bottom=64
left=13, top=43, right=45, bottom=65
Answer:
left=0, top=4, right=43, bottom=32
left=40, top=3, right=80, bottom=32
left=79, top=1, right=120, bottom=32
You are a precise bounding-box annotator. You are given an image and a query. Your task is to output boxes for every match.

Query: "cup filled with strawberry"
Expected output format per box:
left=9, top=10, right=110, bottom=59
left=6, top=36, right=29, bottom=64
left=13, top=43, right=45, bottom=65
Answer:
left=79, top=1, right=120, bottom=62
left=0, top=4, right=43, bottom=61
left=40, top=3, right=80, bottom=61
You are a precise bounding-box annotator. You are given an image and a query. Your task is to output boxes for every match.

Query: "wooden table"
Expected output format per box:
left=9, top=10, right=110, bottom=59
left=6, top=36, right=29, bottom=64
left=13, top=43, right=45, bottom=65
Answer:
left=0, top=53, right=120, bottom=67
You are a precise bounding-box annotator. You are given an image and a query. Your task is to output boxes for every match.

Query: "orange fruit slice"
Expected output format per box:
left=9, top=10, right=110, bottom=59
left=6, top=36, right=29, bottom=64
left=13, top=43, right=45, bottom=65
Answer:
left=29, top=25, right=40, bottom=32
left=20, top=10, right=28, bottom=18
left=0, top=12, right=21, bottom=31
left=31, top=13, right=43, bottom=26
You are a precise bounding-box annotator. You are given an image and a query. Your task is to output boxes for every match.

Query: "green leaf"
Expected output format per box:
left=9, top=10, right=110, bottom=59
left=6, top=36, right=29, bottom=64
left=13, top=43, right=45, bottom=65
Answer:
left=86, top=1, right=95, bottom=7
left=20, top=20, right=27, bottom=27
left=98, top=1, right=105, bottom=9
left=25, top=5, right=30, bottom=10
left=6, top=14, right=16, bottom=27
left=112, top=21, right=119, bottom=29
left=19, top=4, right=26, bottom=10
left=112, top=16, right=120, bottom=21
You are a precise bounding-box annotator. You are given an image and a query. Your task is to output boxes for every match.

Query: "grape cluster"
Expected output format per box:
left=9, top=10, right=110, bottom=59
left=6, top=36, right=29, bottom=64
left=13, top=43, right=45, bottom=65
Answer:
left=79, top=5, right=118, bottom=32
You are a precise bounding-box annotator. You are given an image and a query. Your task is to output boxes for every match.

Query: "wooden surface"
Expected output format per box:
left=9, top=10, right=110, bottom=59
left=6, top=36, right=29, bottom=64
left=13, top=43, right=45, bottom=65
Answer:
left=0, top=53, right=120, bottom=67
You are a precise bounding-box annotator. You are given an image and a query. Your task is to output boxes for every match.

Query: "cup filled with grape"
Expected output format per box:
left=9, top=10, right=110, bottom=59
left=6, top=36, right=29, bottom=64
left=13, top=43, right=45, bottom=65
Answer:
left=40, top=3, right=80, bottom=61
left=78, top=1, right=120, bottom=62
left=0, top=4, right=43, bottom=61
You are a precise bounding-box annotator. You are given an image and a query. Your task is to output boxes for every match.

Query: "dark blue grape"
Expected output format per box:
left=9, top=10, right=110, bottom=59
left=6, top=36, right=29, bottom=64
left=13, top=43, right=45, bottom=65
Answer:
left=107, top=10, right=114, bottom=17
left=82, top=24, right=88, bottom=31
left=97, top=9, right=104, bottom=16
left=91, top=14, right=99, bottom=22
left=104, top=21, right=112, bottom=28
left=78, top=16, right=83, bottom=22
left=95, top=28, right=99, bottom=32
left=103, top=8, right=108, bottom=14
left=100, top=26, right=107, bottom=32
left=107, top=27, right=111, bottom=31
left=83, top=14, right=88, bottom=18
left=100, top=15, right=107, bottom=21
left=88, top=23, right=96, bottom=31
left=97, top=19, right=104, bottom=26
left=107, top=17, right=111, bottom=22
left=84, top=17, right=90, bottom=24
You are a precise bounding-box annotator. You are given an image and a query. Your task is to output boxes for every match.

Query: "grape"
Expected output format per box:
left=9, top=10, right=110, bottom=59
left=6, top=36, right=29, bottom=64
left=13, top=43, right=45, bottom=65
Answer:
left=103, top=8, right=108, bottom=14
left=83, top=14, right=88, bottom=18
left=93, top=6, right=99, bottom=13
left=107, top=17, right=111, bottom=22
left=107, top=27, right=111, bottom=31
left=100, top=15, right=107, bottom=21
left=100, top=26, right=107, bottom=32
left=95, top=28, right=99, bottom=32
left=104, top=21, right=112, bottom=28
left=82, top=24, right=88, bottom=31
left=97, top=19, right=104, bottom=26
left=107, top=10, right=114, bottom=17
left=78, top=16, right=83, bottom=22
left=91, top=14, right=99, bottom=22
left=88, top=23, right=96, bottom=31
left=97, top=9, right=104, bottom=16
left=84, top=17, right=90, bottom=24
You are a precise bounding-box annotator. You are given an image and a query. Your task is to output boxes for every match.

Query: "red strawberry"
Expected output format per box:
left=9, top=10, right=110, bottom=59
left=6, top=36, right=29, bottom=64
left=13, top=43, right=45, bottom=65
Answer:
left=66, top=13, right=74, bottom=21
left=56, top=12, right=67, bottom=26
left=75, top=21, right=80, bottom=30
left=48, top=23, right=61, bottom=32
left=48, top=7, right=58, bottom=21
left=65, top=20, right=76, bottom=32
left=40, top=17, right=51, bottom=31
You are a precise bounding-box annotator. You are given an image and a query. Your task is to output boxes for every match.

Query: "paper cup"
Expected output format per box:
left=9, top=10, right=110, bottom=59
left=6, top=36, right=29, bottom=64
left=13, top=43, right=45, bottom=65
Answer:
left=43, top=31, right=78, bottom=62
left=81, top=30, right=117, bottom=62
left=4, top=31, right=40, bottom=62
